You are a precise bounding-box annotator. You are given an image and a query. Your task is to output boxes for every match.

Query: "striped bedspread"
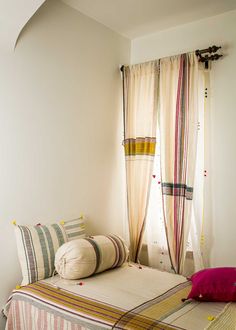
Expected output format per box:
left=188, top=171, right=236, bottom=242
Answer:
left=4, top=281, right=191, bottom=330
left=4, top=265, right=236, bottom=330
left=114, top=281, right=191, bottom=329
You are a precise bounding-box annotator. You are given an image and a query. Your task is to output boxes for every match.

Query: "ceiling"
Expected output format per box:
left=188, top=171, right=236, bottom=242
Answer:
left=1, top=0, right=236, bottom=51
left=62, top=0, right=236, bottom=39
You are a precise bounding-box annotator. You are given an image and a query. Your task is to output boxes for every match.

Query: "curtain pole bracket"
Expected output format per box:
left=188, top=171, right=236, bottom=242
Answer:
left=195, top=45, right=223, bottom=66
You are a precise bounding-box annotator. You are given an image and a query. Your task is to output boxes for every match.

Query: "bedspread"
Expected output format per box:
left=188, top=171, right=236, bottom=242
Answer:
left=4, top=264, right=236, bottom=330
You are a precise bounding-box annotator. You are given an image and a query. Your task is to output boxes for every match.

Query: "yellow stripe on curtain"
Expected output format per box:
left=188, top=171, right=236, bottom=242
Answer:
left=123, top=61, right=159, bottom=262
left=124, top=138, right=156, bottom=157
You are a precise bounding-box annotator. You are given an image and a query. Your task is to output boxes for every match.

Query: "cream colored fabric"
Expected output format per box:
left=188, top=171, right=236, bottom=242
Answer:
left=45, top=265, right=236, bottom=330
left=190, top=68, right=207, bottom=272
left=159, top=53, right=204, bottom=274
left=62, top=217, right=86, bottom=241
left=206, top=303, right=236, bottom=330
left=55, top=235, right=129, bottom=279
left=15, top=223, right=67, bottom=285
left=14, top=217, right=86, bottom=285
left=123, top=61, right=159, bottom=262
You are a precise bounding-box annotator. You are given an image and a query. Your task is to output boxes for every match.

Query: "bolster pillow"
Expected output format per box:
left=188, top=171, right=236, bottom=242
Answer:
left=55, top=235, right=129, bottom=279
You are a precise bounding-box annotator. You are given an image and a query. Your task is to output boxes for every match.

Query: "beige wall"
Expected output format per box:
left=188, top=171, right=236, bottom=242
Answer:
left=132, top=10, right=236, bottom=268
left=0, top=0, right=130, bottom=325
left=0, top=0, right=45, bottom=51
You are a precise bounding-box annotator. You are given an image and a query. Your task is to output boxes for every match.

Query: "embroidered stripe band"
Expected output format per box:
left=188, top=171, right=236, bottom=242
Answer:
left=123, top=137, right=156, bottom=156
left=162, top=183, right=193, bottom=200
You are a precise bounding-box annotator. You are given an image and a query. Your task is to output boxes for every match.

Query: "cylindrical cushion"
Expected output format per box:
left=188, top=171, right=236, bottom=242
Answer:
left=55, top=235, right=129, bottom=279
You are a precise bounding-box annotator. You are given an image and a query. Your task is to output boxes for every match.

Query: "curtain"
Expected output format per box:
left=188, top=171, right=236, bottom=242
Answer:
left=145, top=129, right=173, bottom=272
left=159, top=53, right=204, bottom=274
left=123, top=61, right=159, bottom=262
left=189, top=66, right=206, bottom=272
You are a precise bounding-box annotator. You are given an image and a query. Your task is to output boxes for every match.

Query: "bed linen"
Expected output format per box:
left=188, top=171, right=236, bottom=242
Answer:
left=4, top=264, right=236, bottom=330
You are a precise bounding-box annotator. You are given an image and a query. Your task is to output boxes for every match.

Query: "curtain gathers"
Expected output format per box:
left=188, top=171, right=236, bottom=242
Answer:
left=159, top=53, right=204, bottom=274
left=123, top=61, right=159, bottom=262
left=123, top=54, right=205, bottom=273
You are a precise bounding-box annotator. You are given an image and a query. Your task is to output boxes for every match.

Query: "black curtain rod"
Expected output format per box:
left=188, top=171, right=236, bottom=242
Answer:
left=195, top=45, right=222, bottom=69
left=195, top=45, right=221, bottom=55
left=120, top=45, right=222, bottom=71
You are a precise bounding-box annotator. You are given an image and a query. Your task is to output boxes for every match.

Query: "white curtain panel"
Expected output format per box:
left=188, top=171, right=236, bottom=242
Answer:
left=190, top=67, right=207, bottom=272
left=123, top=61, right=159, bottom=262
left=159, top=53, right=205, bottom=274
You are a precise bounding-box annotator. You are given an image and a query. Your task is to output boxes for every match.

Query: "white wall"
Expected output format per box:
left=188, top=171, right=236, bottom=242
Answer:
left=0, top=0, right=130, bottom=326
left=0, top=0, right=45, bottom=51
left=132, top=10, right=236, bottom=268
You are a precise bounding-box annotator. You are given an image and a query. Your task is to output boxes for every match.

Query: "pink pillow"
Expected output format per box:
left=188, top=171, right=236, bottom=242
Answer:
left=187, top=267, right=236, bottom=302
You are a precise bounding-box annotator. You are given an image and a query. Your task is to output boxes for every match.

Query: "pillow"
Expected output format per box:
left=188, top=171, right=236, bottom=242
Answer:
left=55, top=235, right=129, bottom=280
left=187, top=267, right=236, bottom=302
left=15, top=217, right=86, bottom=285
left=62, top=217, right=86, bottom=241
left=15, top=223, right=67, bottom=286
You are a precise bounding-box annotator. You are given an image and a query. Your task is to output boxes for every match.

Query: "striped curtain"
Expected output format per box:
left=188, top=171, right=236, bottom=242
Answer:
left=159, top=53, right=202, bottom=274
left=123, top=61, right=159, bottom=262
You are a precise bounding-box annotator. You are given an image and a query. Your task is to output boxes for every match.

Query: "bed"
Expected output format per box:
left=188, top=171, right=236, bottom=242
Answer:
left=4, top=263, right=236, bottom=330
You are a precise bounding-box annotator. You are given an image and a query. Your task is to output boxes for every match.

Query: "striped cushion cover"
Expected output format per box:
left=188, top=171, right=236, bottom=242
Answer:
left=55, top=235, right=129, bottom=280
left=15, top=218, right=86, bottom=285
left=62, top=217, right=85, bottom=241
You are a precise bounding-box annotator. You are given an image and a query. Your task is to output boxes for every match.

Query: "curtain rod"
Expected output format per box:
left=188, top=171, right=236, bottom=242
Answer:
left=120, top=45, right=223, bottom=71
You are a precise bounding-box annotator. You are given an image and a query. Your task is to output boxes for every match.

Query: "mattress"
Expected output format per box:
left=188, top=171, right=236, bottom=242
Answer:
left=4, top=263, right=236, bottom=330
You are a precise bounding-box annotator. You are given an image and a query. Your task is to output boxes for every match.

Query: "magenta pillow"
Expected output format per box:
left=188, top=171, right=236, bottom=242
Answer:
left=187, top=267, right=236, bottom=302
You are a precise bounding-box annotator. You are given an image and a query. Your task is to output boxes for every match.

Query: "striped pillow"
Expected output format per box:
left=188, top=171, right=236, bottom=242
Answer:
left=62, top=217, right=85, bottom=241
left=15, top=218, right=86, bottom=285
left=55, top=235, right=129, bottom=280
left=15, top=223, right=67, bottom=286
